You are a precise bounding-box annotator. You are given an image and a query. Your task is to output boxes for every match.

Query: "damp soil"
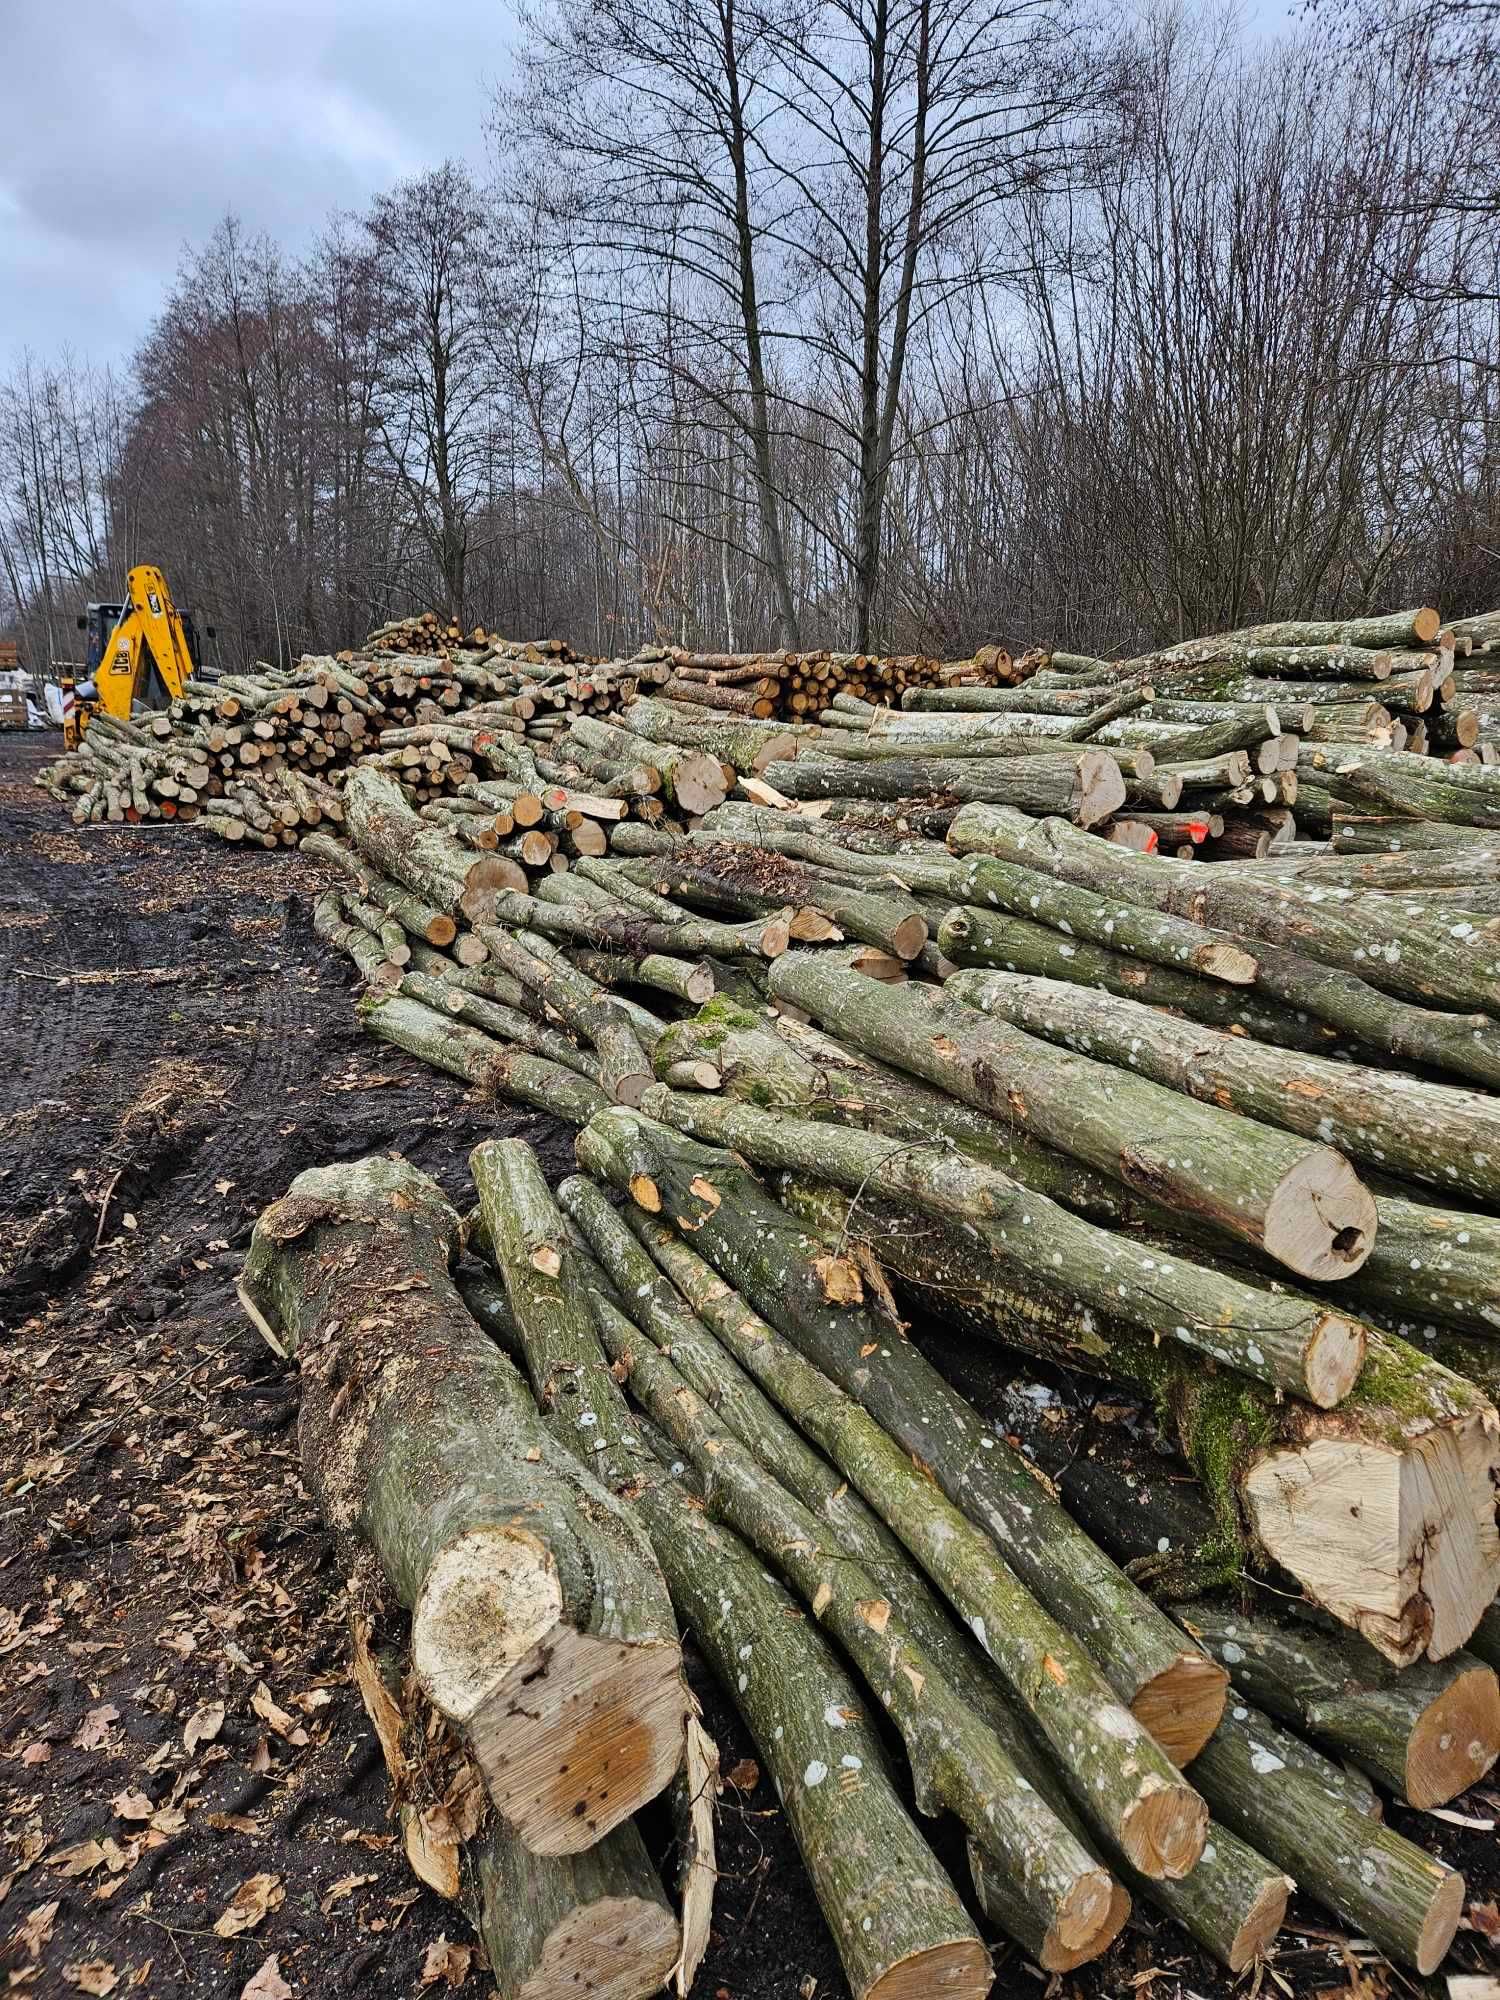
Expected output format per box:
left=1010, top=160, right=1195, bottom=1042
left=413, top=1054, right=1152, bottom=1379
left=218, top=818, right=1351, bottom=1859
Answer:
left=1, top=732, right=1495, bottom=2000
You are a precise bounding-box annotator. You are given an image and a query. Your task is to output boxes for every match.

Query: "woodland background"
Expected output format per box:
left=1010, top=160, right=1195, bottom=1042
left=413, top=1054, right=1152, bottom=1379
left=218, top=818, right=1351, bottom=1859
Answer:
left=2, top=0, right=1496, bottom=672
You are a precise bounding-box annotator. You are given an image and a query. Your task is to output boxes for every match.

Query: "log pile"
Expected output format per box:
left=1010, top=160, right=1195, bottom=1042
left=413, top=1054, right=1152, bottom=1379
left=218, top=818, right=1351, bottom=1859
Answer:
left=262, top=602, right=1500, bottom=1985
left=68, top=594, right=1500, bottom=1991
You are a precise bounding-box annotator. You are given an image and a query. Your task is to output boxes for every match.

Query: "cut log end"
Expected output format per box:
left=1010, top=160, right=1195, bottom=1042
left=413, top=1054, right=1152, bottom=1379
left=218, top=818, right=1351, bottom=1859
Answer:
left=470, top=1628, right=688, bottom=1855
left=1119, top=1777, right=1209, bottom=1880
left=513, top=1894, right=681, bottom=2000
left=1415, top=1866, right=1466, bottom=1976
left=1413, top=607, right=1442, bottom=646
left=1196, top=941, right=1258, bottom=986
left=627, top=1173, right=662, bottom=1213
left=1302, top=1313, right=1369, bottom=1410
left=1262, top=1150, right=1376, bottom=1281
left=1051, top=1866, right=1122, bottom=1959
left=1226, top=1872, right=1293, bottom=1974
left=1042, top=1878, right=1131, bottom=1973
left=413, top=1524, right=562, bottom=1725
left=1132, top=1651, right=1230, bottom=1766
left=866, top=1939, right=994, bottom=2000
left=612, top=1069, right=657, bottom=1110
left=1242, top=1408, right=1500, bottom=1665
left=890, top=912, right=929, bottom=961
left=1406, top=1663, right=1500, bottom=1808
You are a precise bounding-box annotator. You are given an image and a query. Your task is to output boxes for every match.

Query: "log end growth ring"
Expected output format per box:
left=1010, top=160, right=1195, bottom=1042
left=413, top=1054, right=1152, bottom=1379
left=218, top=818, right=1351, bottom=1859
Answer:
left=865, top=1938, right=994, bottom=2000
left=1405, top=1662, right=1500, bottom=1808
left=1263, top=1150, right=1376, bottom=1281
left=1226, top=1871, right=1294, bottom=1973
left=515, top=1893, right=681, bottom=2000
left=472, top=1632, right=688, bottom=1855
left=1301, top=1313, right=1369, bottom=1410
left=1131, top=1650, right=1229, bottom=1766
left=1119, top=1775, right=1210, bottom=1880
left=414, top=1524, right=563, bottom=1724
left=1414, top=1866, right=1466, bottom=1976
left=1041, top=1879, right=1132, bottom=1973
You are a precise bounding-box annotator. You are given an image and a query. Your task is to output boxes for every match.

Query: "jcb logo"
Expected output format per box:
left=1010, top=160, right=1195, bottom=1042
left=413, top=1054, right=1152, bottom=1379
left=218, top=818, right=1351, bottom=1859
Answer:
left=110, top=646, right=132, bottom=674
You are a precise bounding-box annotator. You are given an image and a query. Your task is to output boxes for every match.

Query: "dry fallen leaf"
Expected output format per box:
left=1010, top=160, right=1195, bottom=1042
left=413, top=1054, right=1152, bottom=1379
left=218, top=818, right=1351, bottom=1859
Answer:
left=53, top=1841, right=108, bottom=1879
left=724, top=1757, right=760, bottom=1792
left=1468, top=1899, right=1500, bottom=1943
left=16, top=1899, right=58, bottom=1959
left=111, top=1789, right=154, bottom=1823
left=183, top=1701, right=225, bottom=1754
left=250, top=1684, right=306, bottom=1744
left=319, top=1871, right=376, bottom=1915
left=213, top=1872, right=285, bottom=1938
left=74, top=1705, right=120, bottom=1751
left=419, top=1937, right=473, bottom=1988
left=64, top=1963, right=120, bottom=1997
left=240, top=1956, right=293, bottom=2000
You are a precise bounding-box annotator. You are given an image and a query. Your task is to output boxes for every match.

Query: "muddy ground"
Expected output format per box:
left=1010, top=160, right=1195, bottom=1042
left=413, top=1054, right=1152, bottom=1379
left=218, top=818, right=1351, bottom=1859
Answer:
left=1, top=730, right=1495, bottom=2000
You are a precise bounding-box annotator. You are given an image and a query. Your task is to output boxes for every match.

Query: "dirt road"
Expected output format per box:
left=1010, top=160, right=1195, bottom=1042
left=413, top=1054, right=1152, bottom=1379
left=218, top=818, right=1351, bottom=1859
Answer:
left=2, top=732, right=1493, bottom=2000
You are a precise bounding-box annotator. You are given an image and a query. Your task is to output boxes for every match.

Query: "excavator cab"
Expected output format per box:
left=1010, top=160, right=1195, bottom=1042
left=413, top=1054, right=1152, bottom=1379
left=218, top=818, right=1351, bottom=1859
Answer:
left=62, top=565, right=214, bottom=748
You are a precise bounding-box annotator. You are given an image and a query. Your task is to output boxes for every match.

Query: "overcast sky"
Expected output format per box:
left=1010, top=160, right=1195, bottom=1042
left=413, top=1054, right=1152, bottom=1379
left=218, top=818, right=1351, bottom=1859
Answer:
left=0, top=0, right=508, bottom=370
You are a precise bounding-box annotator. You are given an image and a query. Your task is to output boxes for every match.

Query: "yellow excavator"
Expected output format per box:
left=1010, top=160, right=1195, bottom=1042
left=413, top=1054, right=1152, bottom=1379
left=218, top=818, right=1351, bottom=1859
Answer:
left=62, top=564, right=214, bottom=749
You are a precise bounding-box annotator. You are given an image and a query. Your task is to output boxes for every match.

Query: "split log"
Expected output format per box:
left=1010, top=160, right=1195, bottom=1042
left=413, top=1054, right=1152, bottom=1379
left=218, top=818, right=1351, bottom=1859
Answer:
left=238, top=1156, right=683, bottom=1852
left=766, top=949, right=1376, bottom=1283
left=577, top=1111, right=1228, bottom=1782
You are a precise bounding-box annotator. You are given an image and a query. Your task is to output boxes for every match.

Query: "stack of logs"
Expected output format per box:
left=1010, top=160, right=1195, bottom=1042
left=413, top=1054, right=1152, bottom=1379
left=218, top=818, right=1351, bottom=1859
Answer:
left=261, top=654, right=1500, bottom=1993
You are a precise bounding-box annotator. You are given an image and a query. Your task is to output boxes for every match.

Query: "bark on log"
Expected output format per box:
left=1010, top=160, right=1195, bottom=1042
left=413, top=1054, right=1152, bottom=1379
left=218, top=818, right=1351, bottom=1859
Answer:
left=1175, top=1601, right=1500, bottom=1808
left=556, top=1178, right=1123, bottom=1947
left=638, top=1078, right=1366, bottom=1408
left=769, top=750, right=1127, bottom=826
left=784, top=1184, right=1499, bottom=1665
left=576, top=1111, right=1227, bottom=1783
left=618, top=847, right=927, bottom=961
left=951, top=857, right=1257, bottom=983
left=1185, top=1702, right=1464, bottom=1974
left=935, top=907, right=1353, bottom=1058
left=948, top=969, right=1500, bottom=1205
left=360, top=990, right=610, bottom=1125
left=472, top=1819, right=681, bottom=2000
left=766, top=949, right=1376, bottom=1284
left=473, top=925, right=654, bottom=1106
left=592, top=1294, right=1123, bottom=1968
left=239, top=1156, right=682, bottom=1852
left=629, top=1470, right=993, bottom=2000
left=947, top=806, right=1500, bottom=1079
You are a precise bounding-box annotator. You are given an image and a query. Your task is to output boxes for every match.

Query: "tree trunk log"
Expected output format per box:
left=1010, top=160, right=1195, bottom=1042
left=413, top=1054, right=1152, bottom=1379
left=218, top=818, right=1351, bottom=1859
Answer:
left=785, top=1184, right=1499, bottom=1664
left=1175, top=1600, right=1500, bottom=1808
left=638, top=1079, right=1366, bottom=1408
left=766, top=949, right=1376, bottom=1284
left=576, top=1111, right=1227, bottom=1787
left=1185, top=1702, right=1464, bottom=1974
left=949, top=969, right=1500, bottom=1205
left=239, top=1156, right=681, bottom=1852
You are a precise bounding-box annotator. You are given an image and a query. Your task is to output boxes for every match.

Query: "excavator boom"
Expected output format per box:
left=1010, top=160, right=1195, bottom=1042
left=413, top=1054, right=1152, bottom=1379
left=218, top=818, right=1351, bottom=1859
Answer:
left=63, top=565, right=207, bottom=748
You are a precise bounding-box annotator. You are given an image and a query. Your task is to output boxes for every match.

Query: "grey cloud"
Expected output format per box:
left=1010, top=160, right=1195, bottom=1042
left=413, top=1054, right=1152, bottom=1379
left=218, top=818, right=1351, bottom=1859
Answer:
left=0, top=0, right=509, bottom=363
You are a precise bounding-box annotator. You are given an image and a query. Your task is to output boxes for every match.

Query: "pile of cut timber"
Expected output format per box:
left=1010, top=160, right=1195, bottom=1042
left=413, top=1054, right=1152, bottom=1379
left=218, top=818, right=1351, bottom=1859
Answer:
left=265, top=593, right=1500, bottom=1985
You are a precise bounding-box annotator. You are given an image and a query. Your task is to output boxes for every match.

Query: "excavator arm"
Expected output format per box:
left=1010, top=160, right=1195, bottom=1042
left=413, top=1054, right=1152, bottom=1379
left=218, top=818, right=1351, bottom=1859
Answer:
left=64, top=565, right=203, bottom=747
left=95, top=565, right=195, bottom=721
